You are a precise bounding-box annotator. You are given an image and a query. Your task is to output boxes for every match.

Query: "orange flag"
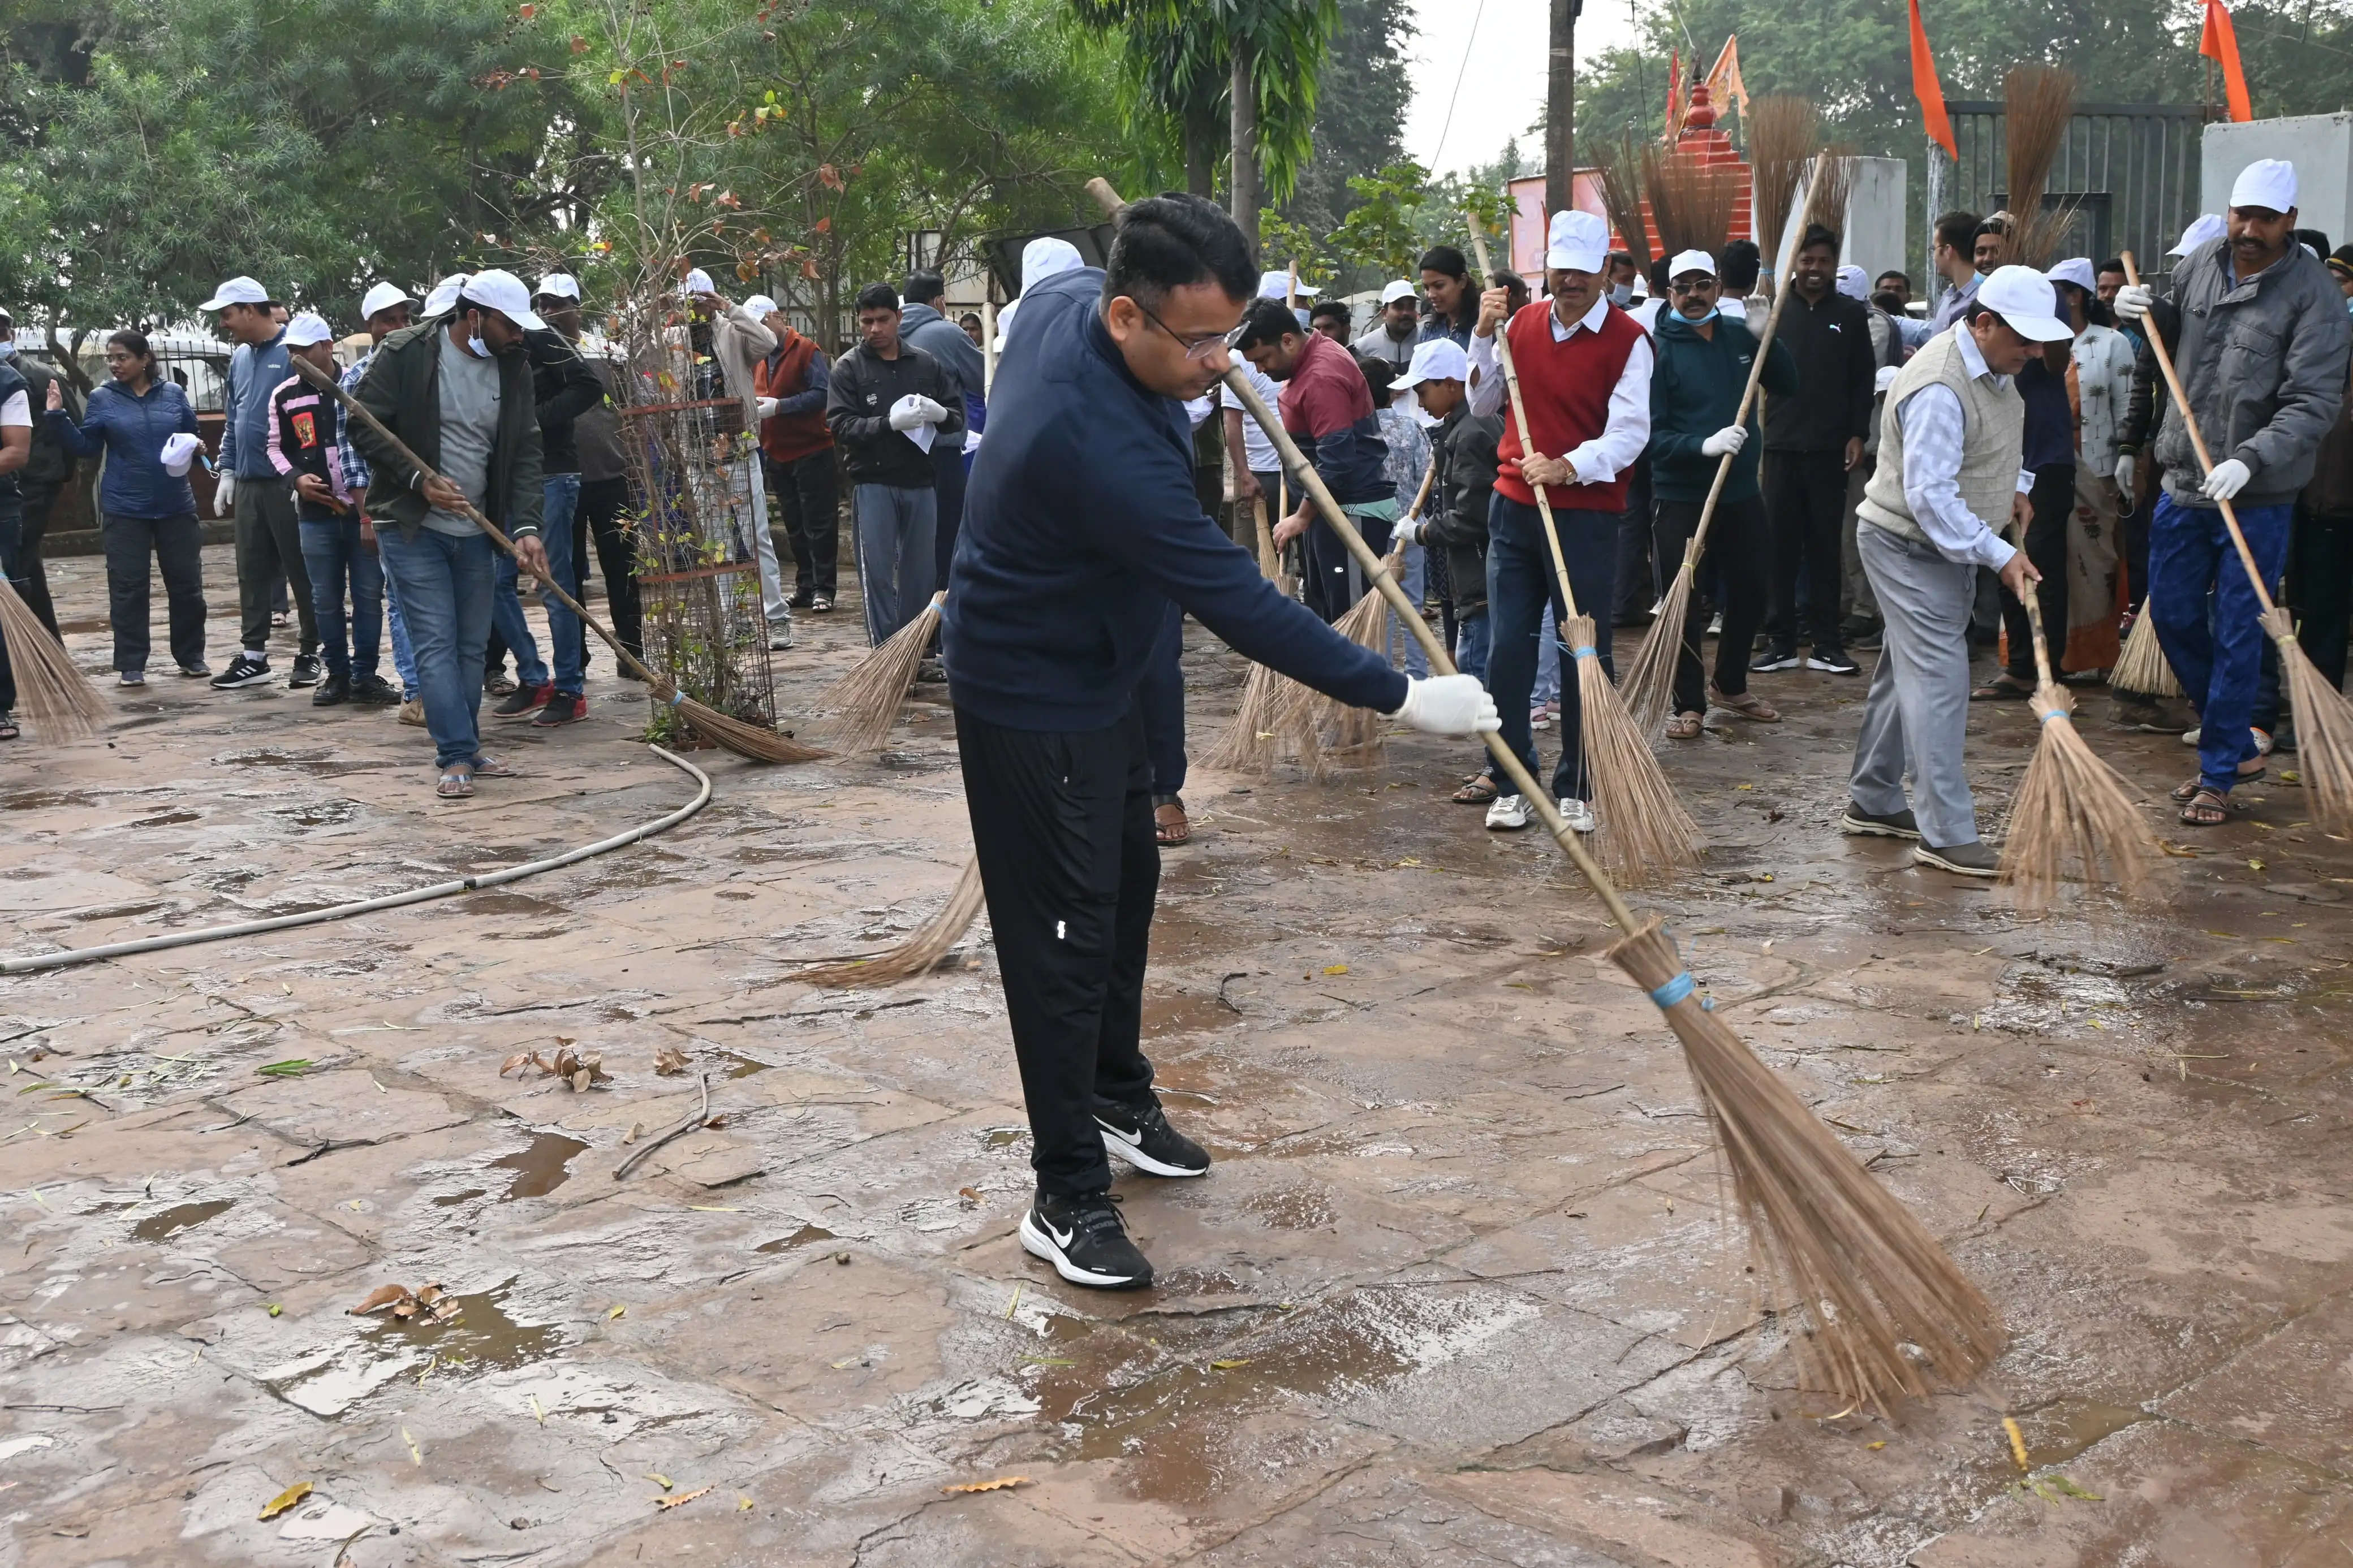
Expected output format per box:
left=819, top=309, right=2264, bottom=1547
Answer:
left=1705, top=36, right=1749, bottom=121
left=1908, top=0, right=1956, bottom=159
left=1664, top=48, right=1681, bottom=137
left=2200, top=0, right=2253, bottom=122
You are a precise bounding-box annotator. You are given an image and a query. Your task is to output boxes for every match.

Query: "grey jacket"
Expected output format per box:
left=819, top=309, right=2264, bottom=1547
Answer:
left=899, top=301, right=984, bottom=406
left=2156, top=238, right=2352, bottom=508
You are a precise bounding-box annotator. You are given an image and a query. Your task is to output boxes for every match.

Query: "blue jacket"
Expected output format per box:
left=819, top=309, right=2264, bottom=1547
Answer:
left=219, top=330, right=291, bottom=477
left=944, top=268, right=1407, bottom=731
left=1648, top=312, right=1797, bottom=506
left=46, top=378, right=200, bottom=519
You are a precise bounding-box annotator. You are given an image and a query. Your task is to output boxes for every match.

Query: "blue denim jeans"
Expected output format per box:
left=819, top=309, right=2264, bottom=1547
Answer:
left=540, top=473, right=584, bottom=695
left=299, top=517, right=384, bottom=680
left=1485, top=496, right=1618, bottom=802
left=384, top=571, right=419, bottom=699
left=2148, top=491, right=2294, bottom=793
left=380, top=527, right=495, bottom=770
left=1454, top=609, right=1489, bottom=685
left=491, top=547, right=549, bottom=690
left=1386, top=541, right=1430, bottom=676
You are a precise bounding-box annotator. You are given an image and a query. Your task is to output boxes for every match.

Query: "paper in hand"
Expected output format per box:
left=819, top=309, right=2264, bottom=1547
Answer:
left=895, top=394, right=936, bottom=454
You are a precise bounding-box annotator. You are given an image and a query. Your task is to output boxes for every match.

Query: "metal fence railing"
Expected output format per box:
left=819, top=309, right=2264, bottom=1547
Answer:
left=1943, top=100, right=2222, bottom=276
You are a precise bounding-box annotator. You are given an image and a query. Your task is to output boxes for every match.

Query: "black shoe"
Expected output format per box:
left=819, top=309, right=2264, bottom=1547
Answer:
left=1096, top=1099, right=1210, bottom=1178
left=493, top=681, right=553, bottom=719
left=1840, top=802, right=1922, bottom=840
left=210, top=653, right=272, bottom=689
left=787, top=590, right=815, bottom=610
left=1807, top=645, right=1860, bottom=676
left=1852, top=625, right=1884, bottom=651
left=310, top=674, right=350, bottom=707
left=915, top=656, right=946, bottom=684
left=1750, top=644, right=1800, bottom=673
left=533, top=691, right=588, bottom=727
left=810, top=594, right=834, bottom=614
left=1914, top=840, right=2000, bottom=877
left=1019, top=1188, right=1152, bottom=1290
left=289, top=653, right=323, bottom=689
left=350, top=673, right=401, bottom=707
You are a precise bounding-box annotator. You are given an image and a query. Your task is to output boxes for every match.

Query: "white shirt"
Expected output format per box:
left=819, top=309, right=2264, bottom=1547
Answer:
left=0, top=390, right=27, bottom=428
left=1221, top=361, right=1281, bottom=475
left=2070, top=322, right=2137, bottom=474
left=1466, top=296, right=1655, bottom=486
left=1893, top=326, right=2033, bottom=571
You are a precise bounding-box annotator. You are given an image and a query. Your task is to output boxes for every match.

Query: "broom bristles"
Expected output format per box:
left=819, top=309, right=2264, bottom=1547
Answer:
left=1594, top=135, right=1651, bottom=266
left=1748, top=96, right=1819, bottom=274
left=1644, top=146, right=1742, bottom=261
left=1308, top=546, right=1404, bottom=757
left=805, top=593, right=943, bottom=755
left=792, top=855, right=986, bottom=987
left=656, top=681, right=831, bottom=763
left=2002, top=66, right=2078, bottom=269
left=1609, top=917, right=2006, bottom=1410
left=1997, top=680, right=2161, bottom=908
left=1797, top=149, right=1857, bottom=246
left=2110, top=606, right=2181, bottom=698
left=1568, top=614, right=1703, bottom=884
left=2268, top=607, right=2353, bottom=833
left=0, top=576, right=108, bottom=741
left=1619, top=565, right=1695, bottom=740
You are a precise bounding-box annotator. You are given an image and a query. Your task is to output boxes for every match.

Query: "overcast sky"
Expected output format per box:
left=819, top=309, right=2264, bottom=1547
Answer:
left=1400, top=0, right=1647, bottom=178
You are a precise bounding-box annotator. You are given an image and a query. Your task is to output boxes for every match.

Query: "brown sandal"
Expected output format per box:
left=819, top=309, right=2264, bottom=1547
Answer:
left=1665, top=711, right=1704, bottom=740
left=1709, top=685, right=1780, bottom=723
left=2178, top=786, right=2229, bottom=827
left=2170, top=763, right=2264, bottom=802
left=1972, top=673, right=2035, bottom=701
left=1452, top=775, right=1499, bottom=804
left=1153, top=795, right=1190, bottom=846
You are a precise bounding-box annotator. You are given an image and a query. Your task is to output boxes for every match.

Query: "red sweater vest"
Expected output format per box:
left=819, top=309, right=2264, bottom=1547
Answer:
left=1492, top=301, right=1645, bottom=512
left=755, top=332, right=833, bottom=464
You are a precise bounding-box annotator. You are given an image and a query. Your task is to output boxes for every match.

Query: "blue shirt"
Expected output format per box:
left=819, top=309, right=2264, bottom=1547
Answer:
left=943, top=268, right=1407, bottom=731
left=45, top=378, right=199, bottom=519
left=337, top=352, right=374, bottom=493
left=219, top=330, right=291, bottom=477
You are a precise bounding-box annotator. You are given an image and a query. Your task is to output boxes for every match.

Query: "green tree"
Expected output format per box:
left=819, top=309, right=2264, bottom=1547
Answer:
left=1279, top=0, right=1412, bottom=243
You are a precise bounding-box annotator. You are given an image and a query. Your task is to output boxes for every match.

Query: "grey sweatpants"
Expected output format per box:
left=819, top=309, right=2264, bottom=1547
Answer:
left=1849, top=523, right=1981, bottom=850
left=236, top=478, right=316, bottom=656
left=852, top=482, right=936, bottom=646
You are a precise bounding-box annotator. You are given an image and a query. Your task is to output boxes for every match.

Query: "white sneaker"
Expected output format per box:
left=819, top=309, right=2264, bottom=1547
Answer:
left=1485, top=793, right=1532, bottom=831
left=768, top=620, right=795, bottom=651
left=1558, top=797, right=1597, bottom=834
left=2181, top=726, right=2200, bottom=746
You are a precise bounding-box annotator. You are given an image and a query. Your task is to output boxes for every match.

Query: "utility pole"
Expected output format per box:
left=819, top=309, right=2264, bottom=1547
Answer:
left=1545, top=0, right=1578, bottom=215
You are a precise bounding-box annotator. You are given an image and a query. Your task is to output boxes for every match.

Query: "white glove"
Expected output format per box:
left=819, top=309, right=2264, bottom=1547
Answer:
left=1873, top=364, right=1901, bottom=393
left=1700, top=425, right=1748, bottom=458
left=962, top=428, right=982, bottom=456
left=1390, top=516, right=1424, bottom=546
left=887, top=398, right=924, bottom=432
left=2202, top=457, right=2251, bottom=502
left=214, top=472, right=236, bottom=516
left=1390, top=673, right=1501, bottom=736
left=912, top=395, right=949, bottom=425
left=2113, top=283, right=2153, bottom=322
left=755, top=396, right=779, bottom=420
left=2114, top=452, right=2136, bottom=508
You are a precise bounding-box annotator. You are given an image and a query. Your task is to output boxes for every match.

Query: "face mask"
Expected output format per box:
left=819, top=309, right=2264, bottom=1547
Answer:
left=1682, top=304, right=1721, bottom=325
left=0, top=341, right=15, bottom=361
left=1609, top=284, right=1634, bottom=308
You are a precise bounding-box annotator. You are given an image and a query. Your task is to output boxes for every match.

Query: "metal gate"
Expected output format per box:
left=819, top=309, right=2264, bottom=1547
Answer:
left=1940, top=100, right=2220, bottom=275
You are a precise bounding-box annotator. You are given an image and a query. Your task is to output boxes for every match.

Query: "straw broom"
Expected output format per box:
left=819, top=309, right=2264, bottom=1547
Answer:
left=1464, top=227, right=1701, bottom=884
left=1226, top=365, right=2003, bottom=1413
left=1592, top=134, right=1650, bottom=271
left=2111, top=602, right=2183, bottom=698
left=1309, top=456, right=1437, bottom=755
left=1203, top=496, right=1324, bottom=775
left=1997, top=592, right=2161, bottom=908
left=788, top=854, right=987, bottom=987
left=1641, top=144, right=1743, bottom=266
left=2123, top=253, right=2353, bottom=831
left=805, top=591, right=943, bottom=755
left=1619, top=151, right=1854, bottom=737
left=293, top=358, right=826, bottom=766
left=0, top=575, right=107, bottom=740
left=2002, top=67, right=2078, bottom=270
left=1746, top=97, right=1820, bottom=297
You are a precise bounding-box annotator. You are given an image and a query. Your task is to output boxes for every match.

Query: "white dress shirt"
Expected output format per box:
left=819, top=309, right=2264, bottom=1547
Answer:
left=1467, top=296, right=1654, bottom=486
left=1893, top=326, right=2032, bottom=571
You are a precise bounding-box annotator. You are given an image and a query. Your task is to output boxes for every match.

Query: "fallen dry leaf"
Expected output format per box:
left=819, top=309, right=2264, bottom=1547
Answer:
left=956, top=1186, right=983, bottom=1205
left=258, top=1481, right=312, bottom=1520
left=654, top=1045, right=689, bottom=1076
left=2002, top=1416, right=2029, bottom=1471
left=350, top=1285, right=408, bottom=1316
left=645, top=1472, right=673, bottom=1490
left=941, top=1476, right=1029, bottom=1495
left=622, top=1121, right=644, bottom=1145
left=655, top=1484, right=712, bottom=1510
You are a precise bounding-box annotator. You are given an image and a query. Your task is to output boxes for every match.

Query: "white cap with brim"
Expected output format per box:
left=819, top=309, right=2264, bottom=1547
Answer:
left=2045, top=257, right=2097, bottom=294
left=360, top=282, right=414, bottom=319
left=1978, top=265, right=2075, bottom=342
left=161, top=433, right=202, bottom=477
left=459, top=269, right=546, bottom=332
left=2169, top=214, right=2225, bottom=257
left=1666, top=248, right=1716, bottom=280
left=682, top=267, right=716, bottom=297
left=1390, top=336, right=1471, bottom=392
left=2229, top=158, right=2297, bottom=215
left=1835, top=264, right=1868, bottom=301
left=1379, top=278, right=1417, bottom=305
left=1256, top=269, right=1319, bottom=300
left=1022, top=237, right=1084, bottom=293
left=1544, top=210, right=1610, bottom=273
left=742, top=295, right=779, bottom=318
left=197, top=275, right=270, bottom=312
left=535, top=273, right=581, bottom=302
left=423, top=274, right=469, bottom=316
left=282, top=312, right=336, bottom=348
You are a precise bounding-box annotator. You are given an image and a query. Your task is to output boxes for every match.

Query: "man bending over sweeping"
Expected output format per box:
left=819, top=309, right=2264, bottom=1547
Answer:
left=944, top=193, right=1498, bottom=1290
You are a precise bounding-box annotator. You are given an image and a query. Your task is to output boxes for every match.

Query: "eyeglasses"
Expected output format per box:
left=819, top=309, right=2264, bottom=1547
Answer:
left=1668, top=280, right=1718, bottom=296
left=1136, top=301, right=1240, bottom=361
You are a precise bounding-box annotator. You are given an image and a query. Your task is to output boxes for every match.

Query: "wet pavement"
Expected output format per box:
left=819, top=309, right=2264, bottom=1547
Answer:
left=3, top=543, right=2352, bottom=1566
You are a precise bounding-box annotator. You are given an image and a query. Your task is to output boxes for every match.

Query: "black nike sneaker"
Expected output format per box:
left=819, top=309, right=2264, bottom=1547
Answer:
left=1019, top=1188, right=1152, bottom=1290
left=1096, top=1098, right=1210, bottom=1178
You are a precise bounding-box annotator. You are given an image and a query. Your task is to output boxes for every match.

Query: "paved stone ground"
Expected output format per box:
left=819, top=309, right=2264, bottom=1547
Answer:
left=3, top=542, right=2351, bottom=1567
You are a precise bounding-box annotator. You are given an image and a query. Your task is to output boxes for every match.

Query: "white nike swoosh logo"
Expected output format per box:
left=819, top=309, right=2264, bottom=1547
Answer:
left=1045, top=1221, right=1074, bottom=1248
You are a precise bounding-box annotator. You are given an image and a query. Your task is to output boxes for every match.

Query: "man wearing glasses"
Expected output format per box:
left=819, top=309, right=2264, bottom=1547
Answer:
left=944, top=193, right=1498, bottom=1291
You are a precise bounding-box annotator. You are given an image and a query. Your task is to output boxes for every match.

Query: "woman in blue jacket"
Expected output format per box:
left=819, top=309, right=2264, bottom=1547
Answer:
left=44, top=330, right=206, bottom=682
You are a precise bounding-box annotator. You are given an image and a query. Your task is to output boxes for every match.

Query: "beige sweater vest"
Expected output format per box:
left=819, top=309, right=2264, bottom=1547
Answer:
left=1857, top=328, right=2026, bottom=552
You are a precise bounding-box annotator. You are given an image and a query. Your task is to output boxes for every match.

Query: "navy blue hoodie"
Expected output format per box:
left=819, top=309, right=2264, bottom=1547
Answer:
left=944, top=269, right=1408, bottom=732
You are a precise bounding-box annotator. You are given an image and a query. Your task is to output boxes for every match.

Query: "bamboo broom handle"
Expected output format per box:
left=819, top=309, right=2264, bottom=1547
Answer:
left=1223, top=368, right=1641, bottom=934
left=292, top=356, right=666, bottom=692
left=1460, top=229, right=1588, bottom=623
left=1404, top=450, right=1439, bottom=521
left=2118, top=253, right=2281, bottom=616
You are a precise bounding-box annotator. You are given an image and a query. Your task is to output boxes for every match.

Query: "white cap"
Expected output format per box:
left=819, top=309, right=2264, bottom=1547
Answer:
left=681, top=267, right=716, bottom=296
left=1256, top=269, right=1319, bottom=300
left=2045, top=257, right=2097, bottom=295
left=534, top=272, right=581, bottom=301
left=1378, top=278, right=1417, bottom=305
left=359, top=282, right=414, bottom=319
left=1020, top=236, right=1085, bottom=294
left=197, top=275, right=270, bottom=312
left=423, top=273, right=469, bottom=316
left=2229, top=158, right=2298, bottom=215
left=1835, top=264, right=1868, bottom=301
left=1977, top=264, right=2075, bottom=342
left=1544, top=210, right=1609, bottom=273
left=742, top=294, right=779, bottom=318
left=1666, top=248, right=1716, bottom=280
left=2168, top=214, right=2225, bottom=257
left=161, top=433, right=202, bottom=477
left=1390, top=336, right=1471, bottom=391
left=458, top=269, right=546, bottom=332
left=282, top=312, right=336, bottom=348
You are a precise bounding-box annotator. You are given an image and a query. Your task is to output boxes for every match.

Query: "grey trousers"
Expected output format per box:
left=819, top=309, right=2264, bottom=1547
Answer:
left=235, top=478, right=316, bottom=656
left=1840, top=461, right=1881, bottom=623
left=852, top=482, right=936, bottom=646
left=1850, top=524, right=1981, bottom=849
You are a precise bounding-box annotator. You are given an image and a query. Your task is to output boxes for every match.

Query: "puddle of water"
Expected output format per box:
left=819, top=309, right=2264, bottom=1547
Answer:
left=2, top=791, right=97, bottom=811
left=465, top=892, right=567, bottom=918
left=131, top=1199, right=234, bottom=1242
left=490, top=1134, right=589, bottom=1200
left=266, top=800, right=361, bottom=828
left=981, top=1127, right=1027, bottom=1150
left=754, top=1223, right=837, bottom=1254
left=713, top=1050, right=772, bottom=1079
left=2020, top=1399, right=2152, bottom=1468
left=354, top=1278, right=565, bottom=1373
left=130, top=809, right=201, bottom=828
left=1241, top=1187, right=1337, bottom=1232
left=432, top=1188, right=488, bottom=1208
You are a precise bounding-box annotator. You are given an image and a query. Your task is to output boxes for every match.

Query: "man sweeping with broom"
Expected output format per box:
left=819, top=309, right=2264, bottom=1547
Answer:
left=945, top=193, right=1498, bottom=1290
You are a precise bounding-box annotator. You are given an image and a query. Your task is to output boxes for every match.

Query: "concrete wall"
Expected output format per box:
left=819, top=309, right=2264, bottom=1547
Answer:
left=1842, top=157, right=1910, bottom=287
left=2204, top=114, right=2353, bottom=241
